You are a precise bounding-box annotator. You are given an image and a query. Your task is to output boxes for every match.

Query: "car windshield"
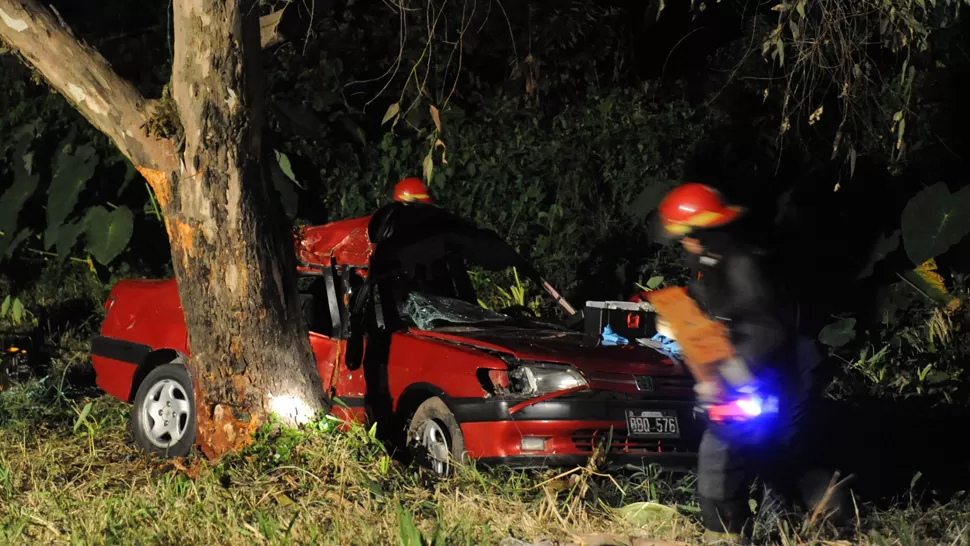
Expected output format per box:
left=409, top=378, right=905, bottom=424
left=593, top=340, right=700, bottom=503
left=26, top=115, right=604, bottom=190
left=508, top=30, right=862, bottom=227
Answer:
left=376, top=233, right=566, bottom=331
left=399, top=291, right=510, bottom=330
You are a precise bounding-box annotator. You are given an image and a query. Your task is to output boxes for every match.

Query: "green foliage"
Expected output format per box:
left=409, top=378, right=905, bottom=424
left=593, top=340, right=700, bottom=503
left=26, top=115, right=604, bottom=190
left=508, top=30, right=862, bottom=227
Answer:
left=0, top=127, right=140, bottom=268
left=472, top=267, right=542, bottom=315
left=275, top=87, right=705, bottom=300
left=44, top=141, right=98, bottom=254
left=858, top=230, right=901, bottom=280
left=901, top=182, right=970, bottom=266
left=0, top=130, right=41, bottom=258
left=819, top=318, right=857, bottom=348
left=0, top=296, right=27, bottom=327
left=733, top=0, right=965, bottom=166
left=84, top=205, right=134, bottom=266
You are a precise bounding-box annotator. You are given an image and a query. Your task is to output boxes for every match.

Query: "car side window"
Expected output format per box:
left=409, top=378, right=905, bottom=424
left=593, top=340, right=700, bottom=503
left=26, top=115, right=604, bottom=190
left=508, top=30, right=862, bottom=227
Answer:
left=298, top=275, right=335, bottom=338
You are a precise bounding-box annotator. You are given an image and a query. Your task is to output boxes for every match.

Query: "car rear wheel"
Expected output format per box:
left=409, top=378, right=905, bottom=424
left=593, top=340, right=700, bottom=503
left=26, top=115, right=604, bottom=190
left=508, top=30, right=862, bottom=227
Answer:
left=131, top=363, right=196, bottom=458
left=407, top=397, right=466, bottom=477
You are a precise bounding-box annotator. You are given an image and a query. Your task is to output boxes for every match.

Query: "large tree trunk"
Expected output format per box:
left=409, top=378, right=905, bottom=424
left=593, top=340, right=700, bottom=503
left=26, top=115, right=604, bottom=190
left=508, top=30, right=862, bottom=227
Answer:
left=164, top=0, right=328, bottom=459
left=0, top=0, right=329, bottom=460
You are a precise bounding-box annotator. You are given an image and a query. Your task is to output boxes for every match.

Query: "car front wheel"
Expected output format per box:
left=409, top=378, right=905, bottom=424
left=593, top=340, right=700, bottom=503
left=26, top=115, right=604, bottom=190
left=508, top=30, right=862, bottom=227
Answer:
left=407, top=396, right=466, bottom=477
left=131, top=363, right=196, bottom=458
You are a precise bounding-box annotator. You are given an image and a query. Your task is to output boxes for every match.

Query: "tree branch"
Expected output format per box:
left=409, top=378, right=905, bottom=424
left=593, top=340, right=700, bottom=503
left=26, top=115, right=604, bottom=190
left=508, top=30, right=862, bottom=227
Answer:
left=0, top=0, right=177, bottom=172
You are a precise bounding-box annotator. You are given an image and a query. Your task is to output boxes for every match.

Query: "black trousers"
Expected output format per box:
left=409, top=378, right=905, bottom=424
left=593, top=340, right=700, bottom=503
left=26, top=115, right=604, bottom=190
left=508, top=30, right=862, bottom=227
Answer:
left=697, top=336, right=837, bottom=534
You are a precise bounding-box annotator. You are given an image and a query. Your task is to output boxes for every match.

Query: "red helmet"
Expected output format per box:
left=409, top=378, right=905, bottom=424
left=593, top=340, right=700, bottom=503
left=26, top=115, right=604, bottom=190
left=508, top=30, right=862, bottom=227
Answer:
left=393, top=178, right=433, bottom=204
left=657, top=183, right=744, bottom=237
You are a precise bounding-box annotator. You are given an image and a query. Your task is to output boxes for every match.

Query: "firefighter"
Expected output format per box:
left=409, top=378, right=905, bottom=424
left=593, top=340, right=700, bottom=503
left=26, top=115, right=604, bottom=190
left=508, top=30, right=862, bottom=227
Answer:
left=656, top=182, right=846, bottom=543
left=392, top=177, right=434, bottom=204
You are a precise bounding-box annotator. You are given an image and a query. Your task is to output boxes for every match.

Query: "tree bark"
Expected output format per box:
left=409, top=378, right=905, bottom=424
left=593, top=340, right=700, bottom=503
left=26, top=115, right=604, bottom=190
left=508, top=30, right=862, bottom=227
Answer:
left=0, top=1, right=177, bottom=171
left=1, top=0, right=330, bottom=460
left=167, top=0, right=329, bottom=458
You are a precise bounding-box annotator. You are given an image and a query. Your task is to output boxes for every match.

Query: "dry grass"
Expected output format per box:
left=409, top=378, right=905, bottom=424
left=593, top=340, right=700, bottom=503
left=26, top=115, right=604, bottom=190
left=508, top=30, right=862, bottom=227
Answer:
left=1, top=385, right=969, bottom=546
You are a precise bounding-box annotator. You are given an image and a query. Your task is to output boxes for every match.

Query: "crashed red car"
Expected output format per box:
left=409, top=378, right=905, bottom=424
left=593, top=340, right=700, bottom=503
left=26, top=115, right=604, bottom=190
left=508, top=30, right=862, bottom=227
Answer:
left=90, top=202, right=701, bottom=473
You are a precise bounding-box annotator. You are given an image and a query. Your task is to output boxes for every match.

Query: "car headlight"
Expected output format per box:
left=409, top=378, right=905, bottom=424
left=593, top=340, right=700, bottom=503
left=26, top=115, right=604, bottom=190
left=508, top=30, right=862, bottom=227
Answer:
left=507, top=362, right=587, bottom=396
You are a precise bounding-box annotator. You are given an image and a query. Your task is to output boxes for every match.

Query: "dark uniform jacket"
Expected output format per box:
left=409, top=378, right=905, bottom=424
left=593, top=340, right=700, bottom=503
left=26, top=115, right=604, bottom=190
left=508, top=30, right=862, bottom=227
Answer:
left=685, top=230, right=797, bottom=376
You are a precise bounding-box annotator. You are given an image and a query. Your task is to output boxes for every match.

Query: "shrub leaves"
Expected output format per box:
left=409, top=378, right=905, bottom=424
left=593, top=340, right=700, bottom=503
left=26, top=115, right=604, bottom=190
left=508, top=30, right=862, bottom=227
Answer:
left=901, top=182, right=970, bottom=266
left=45, top=142, right=98, bottom=252
left=84, top=205, right=133, bottom=265
left=819, top=317, right=857, bottom=348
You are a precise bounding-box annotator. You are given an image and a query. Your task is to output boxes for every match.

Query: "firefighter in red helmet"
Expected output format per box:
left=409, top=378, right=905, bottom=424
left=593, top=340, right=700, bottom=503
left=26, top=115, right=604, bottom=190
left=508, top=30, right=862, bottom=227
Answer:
left=656, top=183, right=846, bottom=543
left=392, top=177, right=434, bottom=204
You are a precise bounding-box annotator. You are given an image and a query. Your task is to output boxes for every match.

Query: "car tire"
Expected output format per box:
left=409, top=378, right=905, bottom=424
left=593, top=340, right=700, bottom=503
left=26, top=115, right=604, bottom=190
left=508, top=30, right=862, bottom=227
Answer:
left=130, top=362, right=196, bottom=458
left=407, top=396, right=466, bottom=477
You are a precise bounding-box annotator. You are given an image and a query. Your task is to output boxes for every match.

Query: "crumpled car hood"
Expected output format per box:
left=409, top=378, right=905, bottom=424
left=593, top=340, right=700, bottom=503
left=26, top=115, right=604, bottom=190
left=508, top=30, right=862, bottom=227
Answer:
left=411, top=325, right=688, bottom=377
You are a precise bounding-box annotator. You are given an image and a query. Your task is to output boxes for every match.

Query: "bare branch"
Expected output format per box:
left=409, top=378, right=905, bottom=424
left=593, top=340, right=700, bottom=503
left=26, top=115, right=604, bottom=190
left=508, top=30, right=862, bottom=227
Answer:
left=0, top=0, right=178, bottom=172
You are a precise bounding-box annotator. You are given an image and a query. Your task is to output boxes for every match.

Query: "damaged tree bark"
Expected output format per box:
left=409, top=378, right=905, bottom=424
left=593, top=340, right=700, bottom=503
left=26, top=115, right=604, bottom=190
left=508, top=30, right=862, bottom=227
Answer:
left=0, top=0, right=329, bottom=459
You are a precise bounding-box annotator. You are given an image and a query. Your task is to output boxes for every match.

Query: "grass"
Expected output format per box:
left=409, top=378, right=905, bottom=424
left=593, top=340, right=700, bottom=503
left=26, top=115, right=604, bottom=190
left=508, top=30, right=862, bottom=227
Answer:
left=2, top=265, right=970, bottom=545
left=2, top=380, right=970, bottom=546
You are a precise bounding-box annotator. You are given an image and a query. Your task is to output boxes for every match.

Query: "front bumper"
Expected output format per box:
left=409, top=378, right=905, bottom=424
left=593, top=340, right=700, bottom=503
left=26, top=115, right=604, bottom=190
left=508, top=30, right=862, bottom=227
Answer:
left=452, top=396, right=703, bottom=471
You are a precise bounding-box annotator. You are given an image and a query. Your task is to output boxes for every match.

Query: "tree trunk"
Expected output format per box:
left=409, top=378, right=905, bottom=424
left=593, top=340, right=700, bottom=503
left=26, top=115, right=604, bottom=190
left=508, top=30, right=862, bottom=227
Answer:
left=1, top=0, right=330, bottom=460
left=164, top=0, right=328, bottom=459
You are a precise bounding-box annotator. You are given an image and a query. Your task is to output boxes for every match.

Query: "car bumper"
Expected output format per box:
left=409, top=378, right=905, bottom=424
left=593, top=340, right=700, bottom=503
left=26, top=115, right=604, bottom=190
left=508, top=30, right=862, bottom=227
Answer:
left=452, top=397, right=703, bottom=471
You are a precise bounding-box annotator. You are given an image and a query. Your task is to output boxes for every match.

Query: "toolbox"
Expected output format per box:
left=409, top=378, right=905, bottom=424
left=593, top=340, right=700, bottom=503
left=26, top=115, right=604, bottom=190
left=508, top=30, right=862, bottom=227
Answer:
left=584, top=300, right=657, bottom=341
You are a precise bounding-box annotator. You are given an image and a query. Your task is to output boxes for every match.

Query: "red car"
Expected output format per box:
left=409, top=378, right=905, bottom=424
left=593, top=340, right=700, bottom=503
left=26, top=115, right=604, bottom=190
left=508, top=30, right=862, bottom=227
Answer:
left=90, top=202, right=701, bottom=474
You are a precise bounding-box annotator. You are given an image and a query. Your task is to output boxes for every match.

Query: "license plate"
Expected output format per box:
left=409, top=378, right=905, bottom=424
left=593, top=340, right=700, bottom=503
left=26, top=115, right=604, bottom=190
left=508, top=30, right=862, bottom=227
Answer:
left=625, top=409, right=680, bottom=438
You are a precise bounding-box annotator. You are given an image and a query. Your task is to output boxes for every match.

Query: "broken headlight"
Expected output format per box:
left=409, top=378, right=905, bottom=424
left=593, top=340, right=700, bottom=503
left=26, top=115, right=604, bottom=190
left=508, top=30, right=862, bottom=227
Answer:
left=507, top=362, right=587, bottom=396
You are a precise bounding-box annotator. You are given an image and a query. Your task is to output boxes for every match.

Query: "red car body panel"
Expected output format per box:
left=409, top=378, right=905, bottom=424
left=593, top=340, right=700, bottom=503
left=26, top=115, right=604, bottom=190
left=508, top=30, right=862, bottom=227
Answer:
left=296, top=215, right=373, bottom=270
left=90, top=208, right=701, bottom=469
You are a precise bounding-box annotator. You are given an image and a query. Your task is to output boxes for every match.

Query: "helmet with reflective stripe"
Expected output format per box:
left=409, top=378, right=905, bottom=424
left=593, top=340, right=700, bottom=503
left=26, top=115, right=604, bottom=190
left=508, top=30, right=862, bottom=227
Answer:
left=658, top=183, right=744, bottom=237
left=393, top=177, right=433, bottom=204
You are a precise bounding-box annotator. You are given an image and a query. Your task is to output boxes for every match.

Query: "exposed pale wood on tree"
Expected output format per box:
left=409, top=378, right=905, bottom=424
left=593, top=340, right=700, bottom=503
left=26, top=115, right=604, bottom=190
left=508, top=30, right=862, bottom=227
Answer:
left=2, top=0, right=329, bottom=460
left=0, top=0, right=177, bottom=173
left=168, top=0, right=327, bottom=458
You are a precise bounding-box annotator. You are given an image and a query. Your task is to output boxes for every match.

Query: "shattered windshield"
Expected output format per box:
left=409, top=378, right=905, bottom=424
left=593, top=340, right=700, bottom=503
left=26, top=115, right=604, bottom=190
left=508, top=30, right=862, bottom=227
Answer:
left=400, top=291, right=510, bottom=330
left=369, top=204, right=569, bottom=330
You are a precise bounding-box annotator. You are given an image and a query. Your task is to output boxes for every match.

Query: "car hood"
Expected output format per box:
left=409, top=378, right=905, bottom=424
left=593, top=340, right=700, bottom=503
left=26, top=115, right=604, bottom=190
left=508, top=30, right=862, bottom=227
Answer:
left=410, top=325, right=689, bottom=377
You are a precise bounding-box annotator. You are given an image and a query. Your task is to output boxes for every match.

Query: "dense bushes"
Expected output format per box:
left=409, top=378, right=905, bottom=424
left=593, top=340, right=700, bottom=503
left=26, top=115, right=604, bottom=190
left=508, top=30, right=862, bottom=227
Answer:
left=274, top=88, right=706, bottom=300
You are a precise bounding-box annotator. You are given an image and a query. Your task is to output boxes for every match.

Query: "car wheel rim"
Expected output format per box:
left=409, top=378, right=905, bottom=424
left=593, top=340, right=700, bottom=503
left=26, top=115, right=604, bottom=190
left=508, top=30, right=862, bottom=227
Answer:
left=419, top=420, right=451, bottom=476
left=140, top=378, right=192, bottom=449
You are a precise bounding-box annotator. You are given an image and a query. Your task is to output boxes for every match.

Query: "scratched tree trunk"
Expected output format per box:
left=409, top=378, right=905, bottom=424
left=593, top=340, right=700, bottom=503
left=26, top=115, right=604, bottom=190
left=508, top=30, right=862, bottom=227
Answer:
left=0, top=0, right=328, bottom=460
left=154, top=0, right=328, bottom=459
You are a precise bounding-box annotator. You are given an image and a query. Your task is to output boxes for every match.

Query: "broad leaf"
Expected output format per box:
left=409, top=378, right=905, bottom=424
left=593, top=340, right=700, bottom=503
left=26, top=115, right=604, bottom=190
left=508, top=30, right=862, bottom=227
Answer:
left=45, top=142, right=98, bottom=250
left=54, top=219, right=86, bottom=264
left=1, top=296, right=9, bottom=318
left=382, top=102, right=401, bottom=125
left=900, top=182, right=970, bottom=265
left=646, top=275, right=665, bottom=289
left=11, top=297, right=24, bottom=325
left=0, top=137, right=41, bottom=258
left=856, top=229, right=900, bottom=279
left=900, top=266, right=953, bottom=306
left=616, top=501, right=682, bottom=525
left=85, top=206, right=134, bottom=265
left=819, top=318, right=856, bottom=348
left=274, top=150, right=305, bottom=189
left=270, top=160, right=299, bottom=219
left=1, top=229, right=33, bottom=259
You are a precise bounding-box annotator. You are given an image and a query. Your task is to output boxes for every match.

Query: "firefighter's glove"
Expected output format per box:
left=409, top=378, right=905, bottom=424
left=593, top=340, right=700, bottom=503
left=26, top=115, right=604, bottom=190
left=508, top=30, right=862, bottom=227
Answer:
left=718, top=356, right=756, bottom=388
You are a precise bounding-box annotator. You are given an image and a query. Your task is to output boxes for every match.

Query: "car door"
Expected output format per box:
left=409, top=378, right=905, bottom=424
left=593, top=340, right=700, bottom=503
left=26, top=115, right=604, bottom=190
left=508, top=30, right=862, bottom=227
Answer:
left=299, top=267, right=345, bottom=395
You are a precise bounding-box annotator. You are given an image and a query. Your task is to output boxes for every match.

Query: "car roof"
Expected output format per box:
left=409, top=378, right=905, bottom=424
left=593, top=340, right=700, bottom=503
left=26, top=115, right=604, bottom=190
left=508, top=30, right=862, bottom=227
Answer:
left=294, top=203, right=542, bottom=281
left=296, top=214, right=374, bottom=270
